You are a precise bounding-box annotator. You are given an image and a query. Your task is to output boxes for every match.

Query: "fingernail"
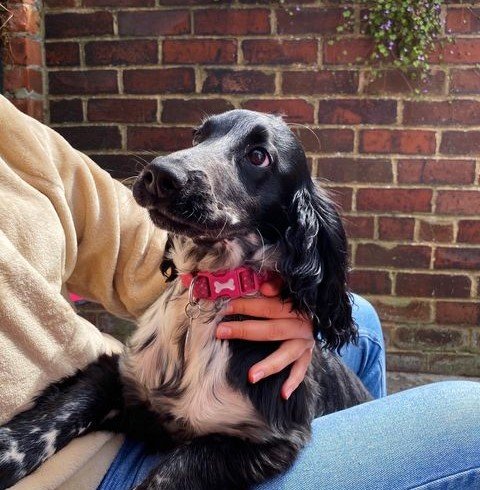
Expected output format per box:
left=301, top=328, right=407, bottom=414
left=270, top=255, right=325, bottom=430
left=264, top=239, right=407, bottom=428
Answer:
left=250, top=370, right=264, bottom=383
left=283, top=386, right=293, bottom=400
left=216, top=325, right=232, bottom=338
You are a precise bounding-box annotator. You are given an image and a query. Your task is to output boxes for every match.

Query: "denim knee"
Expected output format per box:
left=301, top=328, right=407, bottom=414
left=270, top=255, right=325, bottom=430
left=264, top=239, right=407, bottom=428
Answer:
left=414, top=381, right=480, bottom=424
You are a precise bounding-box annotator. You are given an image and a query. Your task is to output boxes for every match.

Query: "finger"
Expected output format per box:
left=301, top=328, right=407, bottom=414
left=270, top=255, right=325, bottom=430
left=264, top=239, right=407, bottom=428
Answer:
left=216, top=318, right=313, bottom=341
left=281, top=347, right=314, bottom=400
left=260, top=276, right=283, bottom=297
left=225, top=296, right=297, bottom=320
left=247, top=339, right=312, bottom=384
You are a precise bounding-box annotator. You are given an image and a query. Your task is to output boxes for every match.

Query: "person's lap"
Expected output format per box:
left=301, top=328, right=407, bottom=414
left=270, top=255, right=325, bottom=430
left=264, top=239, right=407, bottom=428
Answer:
left=98, top=295, right=480, bottom=489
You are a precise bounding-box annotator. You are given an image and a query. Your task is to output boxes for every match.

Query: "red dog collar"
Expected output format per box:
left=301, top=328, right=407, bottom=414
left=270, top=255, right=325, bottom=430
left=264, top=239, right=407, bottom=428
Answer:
left=180, top=267, right=269, bottom=301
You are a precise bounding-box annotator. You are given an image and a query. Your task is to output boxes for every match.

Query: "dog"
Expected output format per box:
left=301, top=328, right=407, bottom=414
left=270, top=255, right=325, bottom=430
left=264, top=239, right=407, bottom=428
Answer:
left=0, top=110, right=371, bottom=490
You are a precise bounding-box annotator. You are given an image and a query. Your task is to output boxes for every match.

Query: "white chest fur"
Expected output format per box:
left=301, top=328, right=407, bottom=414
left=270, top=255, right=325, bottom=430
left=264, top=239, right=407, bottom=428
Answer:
left=123, top=284, right=261, bottom=438
left=121, top=235, right=275, bottom=439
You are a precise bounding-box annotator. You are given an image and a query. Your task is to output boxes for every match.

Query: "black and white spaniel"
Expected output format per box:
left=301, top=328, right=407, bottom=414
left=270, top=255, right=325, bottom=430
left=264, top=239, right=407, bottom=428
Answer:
left=0, top=110, right=371, bottom=490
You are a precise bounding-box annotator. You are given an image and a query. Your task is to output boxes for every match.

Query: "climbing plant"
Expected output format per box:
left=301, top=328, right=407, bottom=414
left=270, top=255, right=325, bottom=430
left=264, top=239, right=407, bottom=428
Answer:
left=341, top=0, right=444, bottom=78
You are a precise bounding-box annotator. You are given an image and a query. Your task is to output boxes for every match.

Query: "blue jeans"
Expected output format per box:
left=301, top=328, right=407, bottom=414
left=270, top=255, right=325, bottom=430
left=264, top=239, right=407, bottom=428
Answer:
left=99, top=295, right=480, bottom=489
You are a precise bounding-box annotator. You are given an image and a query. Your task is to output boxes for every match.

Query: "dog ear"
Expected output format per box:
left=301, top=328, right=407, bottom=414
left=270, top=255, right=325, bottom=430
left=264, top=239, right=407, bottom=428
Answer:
left=278, top=184, right=356, bottom=351
left=160, top=233, right=178, bottom=282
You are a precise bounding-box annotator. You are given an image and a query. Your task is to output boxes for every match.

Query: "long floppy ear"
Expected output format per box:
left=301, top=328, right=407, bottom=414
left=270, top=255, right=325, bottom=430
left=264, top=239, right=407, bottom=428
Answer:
left=279, top=184, right=356, bottom=351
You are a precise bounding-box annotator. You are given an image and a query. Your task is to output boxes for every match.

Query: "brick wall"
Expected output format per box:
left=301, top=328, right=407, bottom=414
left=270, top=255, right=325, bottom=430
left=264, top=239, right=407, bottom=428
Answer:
left=2, top=0, right=45, bottom=120
left=18, top=1, right=480, bottom=376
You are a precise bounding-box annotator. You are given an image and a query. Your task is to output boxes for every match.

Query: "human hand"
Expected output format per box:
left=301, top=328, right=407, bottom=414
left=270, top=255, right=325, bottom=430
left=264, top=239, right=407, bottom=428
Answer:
left=216, top=277, right=315, bottom=400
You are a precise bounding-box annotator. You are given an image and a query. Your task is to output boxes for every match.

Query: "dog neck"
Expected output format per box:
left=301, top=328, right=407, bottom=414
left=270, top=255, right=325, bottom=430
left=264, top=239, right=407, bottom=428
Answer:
left=124, top=233, right=279, bottom=391
left=168, top=233, right=269, bottom=274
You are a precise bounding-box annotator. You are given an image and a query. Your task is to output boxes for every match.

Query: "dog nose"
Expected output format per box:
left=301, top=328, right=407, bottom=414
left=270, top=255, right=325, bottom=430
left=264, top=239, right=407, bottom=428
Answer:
left=143, top=161, right=187, bottom=199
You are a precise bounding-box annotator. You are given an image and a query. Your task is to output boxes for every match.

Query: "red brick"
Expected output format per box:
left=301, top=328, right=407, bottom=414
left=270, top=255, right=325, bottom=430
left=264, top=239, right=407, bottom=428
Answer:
left=88, top=99, right=157, bottom=123
left=419, top=221, right=454, bottom=243
left=316, top=158, right=392, bottom=183
left=54, top=126, right=121, bottom=150
left=397, top=159, right=475, bottom=185
left=7, top=0, right=37, bottom=6
left=124, top=68, right=195, bottom=94
left=436, top=39, right=480, bottom=64
left=160, top=0, right=232, bottom=3
left=371, top=298, right=431, bottom=323
left=328, top=186, right=353, bottom=211
left=163, top=40, right=236, bottom=64
left=436, top=301, right=480, bottom=325
left=426, top=352, right=480, bottom=376
left=365, top=69, right=446, bottom=95
left=241, top=0, right=309, bottom=3
left=4, top=67, right=42, bottom=93
left=10, top=98, right=44, bottom=121
left=441, top=131, right=480, bottom=155
left=85, top=40, right=158, bottom=66
left=293, top=128, right=354, bottom=153
left=84, top=0, right=154, bottom=5
left=343, top=216, right=374, bottom=239
left=403, top=100, right=480, bottom=125
left=8, top=4, right=40, bottom=34
left=89, top=154, right=142, bottom=179
left=277, top=7, right=343, bottom=35
left=378, top=217, right=415, bottom=241
left=127, top=127, right=193, bottom=152
left=282, top=70, right=358, bottom=95
left=203, top=69, right=275, bottom=94
left=242, top=40, right=317, bottom=65
left=118, top=10, right=190, bottom=36
left=194, top=9, right=270, bottom=35
left=435, top=248, right=480, bottom=270
left=45, top=12, right=113, bottom=38
left=241, top=99, right=314, bottom=123
left=6, top=38, right=42, bottom=66
left=356, top=244, right=431, bottom=269
left=318, top=99, right=396, bottom=125
left=349, top=270, right=392, bottom=295
left=360, top=130, right=436, bottom=155
left=49, top=70, right=118, bottom=95
left=324, top=38, right=374, bottom=64
left=395, top=326, right=466, bottom=350
left=447, top=8, right=480, bottom=33
left=45, top=0, right=76, bottom=6
left=162, top=98, right=235, bottom=124
left=45, top=42, right=80, bottom=67
left=50, top=99, right=83, bottom=123
left=450, top=69, right=480, bottom=94
left=436, top=190, right=480, bottom=215
left=458, top=220, right=480, bottom=244
left=396, top=273, right=471, bottom=298
left=387, top=352, right=428, bottom=374
left=357, top=189, right=432, bottom=213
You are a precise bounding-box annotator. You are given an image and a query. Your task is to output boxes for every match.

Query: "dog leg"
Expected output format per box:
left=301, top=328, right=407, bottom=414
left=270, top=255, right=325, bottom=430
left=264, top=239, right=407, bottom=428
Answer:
left=0, top=354, right=122, bottom=489
left=134, top=433, right=301, bottom=490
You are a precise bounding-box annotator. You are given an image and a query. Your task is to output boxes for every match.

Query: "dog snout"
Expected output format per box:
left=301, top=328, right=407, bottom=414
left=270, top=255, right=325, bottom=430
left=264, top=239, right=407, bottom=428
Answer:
left=143, top=159, right=188, bottom=200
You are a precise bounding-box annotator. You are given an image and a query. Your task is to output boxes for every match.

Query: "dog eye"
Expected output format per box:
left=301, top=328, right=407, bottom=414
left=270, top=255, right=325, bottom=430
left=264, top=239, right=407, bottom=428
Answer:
left=247, top=148, right=271, bottom=167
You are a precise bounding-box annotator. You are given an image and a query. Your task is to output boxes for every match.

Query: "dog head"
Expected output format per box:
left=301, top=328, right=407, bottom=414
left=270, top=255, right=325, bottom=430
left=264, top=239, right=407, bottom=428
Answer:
left=133, top=110, right=355, bottom=350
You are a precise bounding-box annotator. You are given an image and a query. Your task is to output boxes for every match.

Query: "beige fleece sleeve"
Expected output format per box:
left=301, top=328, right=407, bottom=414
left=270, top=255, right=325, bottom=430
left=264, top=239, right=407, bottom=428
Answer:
left=0, top=95, right=167, bottom=320
left=0, top=94, right=166, bottom=488
left=59, top=146, right=168, bottom=319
